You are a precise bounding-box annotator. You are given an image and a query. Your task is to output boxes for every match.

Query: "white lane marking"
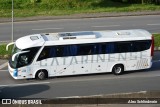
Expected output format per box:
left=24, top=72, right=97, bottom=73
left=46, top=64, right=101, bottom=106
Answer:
left=0, top=40, right=11, bottom=43
left=56, top=91, right=148, bottom=99
left=59, top=95, right=91, bottom=98
left=0, top=70, right=8, bottom=72
left=92, top=25, right=120, bottom=28
left=0, top=82, right=50, bottom=87
left=0, top=62, right=8, bottom=70
left=147, top=24, right=160, bottom=26
left=32, top=27, right=63, bottom=31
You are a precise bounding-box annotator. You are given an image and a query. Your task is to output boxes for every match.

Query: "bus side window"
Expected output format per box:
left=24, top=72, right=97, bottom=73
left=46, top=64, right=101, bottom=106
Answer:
left=106, top=43, right=115, bottom=53
left=63, top=45, right=78, bottom=56
left=38, top=47, right=50, bottom=61
left=77, top=44, right=95, bottom=55
left=145, top=40, right=152, bottom=49
left=63, top=46, right=69, bottom=56
left=77, top=45, right=84, bottom=55
left=100, top=43, right=107, bottom=54
left=88, top=44, right=95, bottom=55
left=69, top=45, right=77, bottom=56
left=56, top=46, right=64, bottom=57
left=49, top=47, right=56, bottom=57
left=116, top=42, right=131, bottom=53
left=92, top=44, right=97, bottom=54
left=130, top=40, right=151, bottom=52
left=140, top=41, right=151, bottom=51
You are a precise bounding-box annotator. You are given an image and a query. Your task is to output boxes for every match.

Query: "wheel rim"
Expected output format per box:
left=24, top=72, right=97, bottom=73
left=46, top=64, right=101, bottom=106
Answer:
left=38, top=71, right=45, bottom=79
left=114, top=67, right=121, bottom=74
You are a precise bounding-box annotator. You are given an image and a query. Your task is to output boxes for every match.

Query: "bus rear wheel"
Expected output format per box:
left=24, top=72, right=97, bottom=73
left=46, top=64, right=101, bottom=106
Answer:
left=36, top=70, right=48, bottom=80
left=112, top=64, right=124, bottom=75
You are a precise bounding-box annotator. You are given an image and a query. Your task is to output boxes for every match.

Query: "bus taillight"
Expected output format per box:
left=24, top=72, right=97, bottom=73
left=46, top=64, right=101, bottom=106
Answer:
left=151, top=35, right=154, bottom=56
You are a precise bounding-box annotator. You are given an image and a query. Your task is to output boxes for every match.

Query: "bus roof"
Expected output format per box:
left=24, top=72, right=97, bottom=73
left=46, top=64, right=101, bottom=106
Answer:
left=16, top=29, right=152, bottom=50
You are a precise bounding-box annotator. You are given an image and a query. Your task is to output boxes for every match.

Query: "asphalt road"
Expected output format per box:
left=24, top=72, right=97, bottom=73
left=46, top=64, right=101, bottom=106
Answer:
left=0, top=15, right=160, bottom=42
left=0, top=15, right=160, bottom=99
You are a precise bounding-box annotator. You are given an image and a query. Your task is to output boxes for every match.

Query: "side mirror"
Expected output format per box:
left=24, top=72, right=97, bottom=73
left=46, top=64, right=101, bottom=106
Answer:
left=6, top=42, right=15, bottom=51
left=12, top=51, right=30, bottom=61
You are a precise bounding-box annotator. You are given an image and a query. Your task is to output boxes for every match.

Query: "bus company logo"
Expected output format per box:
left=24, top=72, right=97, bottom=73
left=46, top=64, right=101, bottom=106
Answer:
left=39, top=51, right=148, bottom=66
left=2, top=99, right=11, bottom=104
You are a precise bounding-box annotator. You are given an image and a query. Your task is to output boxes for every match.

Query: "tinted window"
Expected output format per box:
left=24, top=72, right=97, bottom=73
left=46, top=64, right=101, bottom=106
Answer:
left=77, top=44, right=96, bottom=55
left=131, top=40, right=151, bottom=52
left=106, top=42, right=115, bottom=53
left=38, top=47, right=50, bottom=61
left=63, top=45, right=77, bottom=56
left=115, top=42, right=131, bottom=53
left=17, top=47, right=40, bottom=68
left=56, top=46, right=64, bottom=57
left=37, top=40, right=151, bottom=61
left=38, top=45, right=78, bottom=61
left=96, top=43, right=105, bottom=54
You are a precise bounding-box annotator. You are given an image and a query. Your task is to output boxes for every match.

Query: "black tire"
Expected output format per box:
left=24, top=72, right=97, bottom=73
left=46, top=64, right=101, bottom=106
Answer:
left=112, top=64, right=124, bottom=75
left=36, top=70, right=48, bottom=80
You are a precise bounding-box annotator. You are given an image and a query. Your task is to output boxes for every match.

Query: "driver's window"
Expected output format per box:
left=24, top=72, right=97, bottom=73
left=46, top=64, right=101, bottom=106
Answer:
left=19, top=55, right=28, bottom=65
left=15, top=47, right=40, bottom=68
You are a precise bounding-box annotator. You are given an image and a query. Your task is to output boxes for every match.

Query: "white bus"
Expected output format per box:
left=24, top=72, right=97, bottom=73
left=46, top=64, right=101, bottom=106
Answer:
left=6, top=29, right=154, bottom=80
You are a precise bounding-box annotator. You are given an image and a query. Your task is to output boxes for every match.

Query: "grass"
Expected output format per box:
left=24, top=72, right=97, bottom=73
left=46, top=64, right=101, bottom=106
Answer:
left=153, top=34, right=160, bottom=47
left=0, top=0, right=160, bottom=17
left=0, top=44, right=13, bottom=59
left=0, top=34, right=159, bottom=59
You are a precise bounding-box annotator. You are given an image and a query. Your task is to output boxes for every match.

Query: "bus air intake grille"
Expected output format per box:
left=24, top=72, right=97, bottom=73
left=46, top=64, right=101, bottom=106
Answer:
left=136, top=59, right=148, bottom=69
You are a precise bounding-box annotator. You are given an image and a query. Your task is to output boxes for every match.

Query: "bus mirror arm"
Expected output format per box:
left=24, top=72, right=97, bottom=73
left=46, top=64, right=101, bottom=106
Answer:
left=12, top=50, right=30, bottom=61
left=6, top=42, right=15, bottom=51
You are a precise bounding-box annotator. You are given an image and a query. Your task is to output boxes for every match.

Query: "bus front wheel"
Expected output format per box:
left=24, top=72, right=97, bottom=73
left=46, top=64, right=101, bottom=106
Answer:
left=112, top=64, right=124, bottom=75
left=36, top=70, right=48, bottom=80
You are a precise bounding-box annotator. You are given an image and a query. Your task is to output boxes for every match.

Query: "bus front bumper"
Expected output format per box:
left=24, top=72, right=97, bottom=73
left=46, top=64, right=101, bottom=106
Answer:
left=8, top=63, right=32, bottom=79
left=8, top=63, right=20, bottom=79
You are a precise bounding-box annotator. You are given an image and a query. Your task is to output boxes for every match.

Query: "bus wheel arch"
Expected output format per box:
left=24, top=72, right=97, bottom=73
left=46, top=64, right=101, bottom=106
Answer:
left=35, top=69, right=48, bottom=80
left=112, top=64, right=124, bottom=75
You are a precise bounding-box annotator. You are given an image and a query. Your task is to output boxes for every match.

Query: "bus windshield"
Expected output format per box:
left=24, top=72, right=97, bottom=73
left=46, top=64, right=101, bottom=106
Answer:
left=9, top=46, right=40, bottom=69
left=9, top=45, right=22, bottom=68
left=12, top=45, right=21, bottom=55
